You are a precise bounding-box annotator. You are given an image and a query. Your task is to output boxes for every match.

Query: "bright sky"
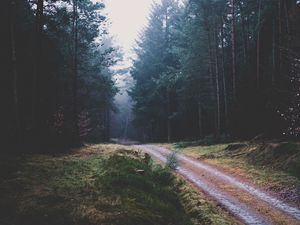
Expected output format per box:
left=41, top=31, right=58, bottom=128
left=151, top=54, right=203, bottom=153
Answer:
left=102, top=0, right=161, bottom=69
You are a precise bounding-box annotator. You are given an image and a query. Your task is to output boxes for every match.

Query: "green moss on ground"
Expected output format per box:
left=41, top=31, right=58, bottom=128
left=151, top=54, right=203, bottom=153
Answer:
left=0, top=144, right=238, bottom=225
left=176, top=180, right=240, bottom=225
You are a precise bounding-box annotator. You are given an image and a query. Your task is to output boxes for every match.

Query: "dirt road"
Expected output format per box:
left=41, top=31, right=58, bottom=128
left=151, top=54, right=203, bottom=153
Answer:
left=134, top=145, right=300, bottom=225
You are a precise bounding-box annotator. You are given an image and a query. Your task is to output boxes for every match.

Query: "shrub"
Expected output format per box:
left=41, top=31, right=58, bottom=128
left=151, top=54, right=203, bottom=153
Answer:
left=166, top=152, right=178, bottom=170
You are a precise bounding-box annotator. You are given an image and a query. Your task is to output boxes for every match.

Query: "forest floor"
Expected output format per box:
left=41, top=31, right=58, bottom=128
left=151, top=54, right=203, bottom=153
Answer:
left=134, top=142, right=300, bottom=225
left=0, top=144, right=240, bottom=225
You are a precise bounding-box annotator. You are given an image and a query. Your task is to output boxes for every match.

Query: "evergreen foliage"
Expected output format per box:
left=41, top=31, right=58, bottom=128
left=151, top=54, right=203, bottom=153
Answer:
left=3, top=0, right=119, bottom=150
left=130, top=0, right=300, bottom=141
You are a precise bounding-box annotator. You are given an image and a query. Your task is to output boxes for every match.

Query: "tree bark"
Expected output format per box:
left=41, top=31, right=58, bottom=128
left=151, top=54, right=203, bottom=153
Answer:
left=10, top=0, right=20, bottom=139
left=238, top=0, right=248, bottom=63
left=214, top=26, right=221, bottom=138
left=167, top=86, right=172, bottom=143
left=221, top=19, right=228, bottom=133
left=105, top=107, right=110, bottom=142
left=36, top=0, right=44, bottom=33
left=284, top=1, right=290, bottom=35
left=32, top=0, right=44, bottom=132
left=72, top=0, right=80, bottom=144
left=206, top=24, right=217, bottom=136
left=256, top=0, right=262, bottom=89
left=198, top=102, right=203, bottom=138
left=207, top=27, right=214, bottom=98
left=231, top=0, right=237, bottom=100
left=165, top=5, right=172, bottom=143
left=167, top=118, right=171, bottom=143
left=272, top=18, right=276, bottom=85
left=278, top=0, right=282, bottom=72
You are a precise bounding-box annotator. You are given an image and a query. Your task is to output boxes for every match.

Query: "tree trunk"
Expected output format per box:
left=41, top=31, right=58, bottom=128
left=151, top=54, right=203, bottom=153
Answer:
left=238, top=0, right=248, bottom=63
left=10, top=0, right=20, bottom=139
left=278, top=0, right=282, bottom=72
left=214, top=26, right=221, bottom=138
left=165, top=5, right=172, bottom=143
left=105, top=107, right=110, bottom=142
left=36, top=0, right=44, bottom=33
left=284, top=1, right=290, bottom=35
left=198, top=102, right=203, bottom=138
left=167, top=87, right=172, bottom=143
left=231, top=0, right=237, bottom=100
left=256, top=0, right=262, bottom=89
left=221, top=19, right=228, bottom=133
left=167, top=118, right=171, bottom=143
left=207, top=28, right=214, bottom=98
left=272, top=18, right=276, bottom=85
left=72, top=0, right=80, bottom=144
left=206, top=25, right=216, bottom=136
left=32, top=0, right=44, bottom=132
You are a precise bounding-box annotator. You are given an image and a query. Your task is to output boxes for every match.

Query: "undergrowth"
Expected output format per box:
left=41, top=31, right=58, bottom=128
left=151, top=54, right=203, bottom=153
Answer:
left=0, top=145, right=193, bottom=225
left=172, top=141, right=300, bottom=206
left=166, top=151, right=178, bottom=170
left=175, top=135, right=229, bottom=149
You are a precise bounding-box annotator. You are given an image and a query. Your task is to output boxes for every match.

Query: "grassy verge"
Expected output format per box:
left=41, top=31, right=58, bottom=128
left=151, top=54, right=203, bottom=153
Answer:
left=163, top=141, right=300, bottom=206
left=176, top=179, right=241, bottom=225
left=0, top=144, right=238, bottom=225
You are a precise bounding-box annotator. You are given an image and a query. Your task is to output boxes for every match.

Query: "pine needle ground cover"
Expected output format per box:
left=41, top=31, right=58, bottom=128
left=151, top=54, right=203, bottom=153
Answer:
left=0, top=144, right=236, bottom=225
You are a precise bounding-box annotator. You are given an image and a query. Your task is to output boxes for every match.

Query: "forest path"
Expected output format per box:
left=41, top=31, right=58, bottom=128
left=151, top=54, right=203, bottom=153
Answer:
left=133, top=144, right=300, bottom=225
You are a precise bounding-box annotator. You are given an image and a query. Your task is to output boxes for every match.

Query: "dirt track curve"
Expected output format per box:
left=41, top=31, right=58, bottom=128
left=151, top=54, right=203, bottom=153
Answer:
left=133, top=145, right=300, bottom=225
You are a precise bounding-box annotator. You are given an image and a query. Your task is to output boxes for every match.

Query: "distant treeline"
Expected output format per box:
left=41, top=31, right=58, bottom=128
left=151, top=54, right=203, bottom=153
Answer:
left=130, top=0, right=300, bottom=142
left=3, top=0, right=119, bottom=151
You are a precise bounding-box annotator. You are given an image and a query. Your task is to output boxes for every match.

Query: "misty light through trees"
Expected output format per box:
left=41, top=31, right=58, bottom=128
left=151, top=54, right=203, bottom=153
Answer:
left=3, top=0, right=300, bottom=147
left=112, top=0, right=300, bottom=141
left=2, top=0, right=300, bottom=224
left=104, top=0, right=162, bottom=140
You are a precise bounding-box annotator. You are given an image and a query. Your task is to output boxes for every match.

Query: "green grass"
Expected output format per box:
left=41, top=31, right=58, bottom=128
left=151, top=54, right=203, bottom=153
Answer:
left=0, top=144, right=239, bottom=225
left=178, top=144, right=229, bottom=158
left=174, top=136, right=223, bottom=149
left=176, top=180, right=239, bottom=225
left=171, top=141, right=300, bottom=205
left=245, top=142, right=300, bottom=178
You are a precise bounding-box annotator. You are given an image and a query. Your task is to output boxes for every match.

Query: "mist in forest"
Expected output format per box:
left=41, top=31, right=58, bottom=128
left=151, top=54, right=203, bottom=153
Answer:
left=110, top=70, right=137, bottom=140
left=2, top=0, right=300, bottom=150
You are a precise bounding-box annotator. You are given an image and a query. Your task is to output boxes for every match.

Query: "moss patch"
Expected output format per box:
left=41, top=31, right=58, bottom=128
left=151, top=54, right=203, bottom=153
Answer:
left=0, top=144, right=237, bottom=225
left=176, top=179, right=241, bottom=225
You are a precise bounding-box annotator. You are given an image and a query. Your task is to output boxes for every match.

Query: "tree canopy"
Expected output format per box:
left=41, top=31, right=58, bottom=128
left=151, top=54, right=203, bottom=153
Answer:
left=130, top=0, right=300, bottom=142
left=4, top=0, right=119, bottom=151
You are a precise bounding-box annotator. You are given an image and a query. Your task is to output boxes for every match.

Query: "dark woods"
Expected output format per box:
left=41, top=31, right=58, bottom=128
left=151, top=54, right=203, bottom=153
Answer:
left=3, top=0, right=118, bottom=152
left=130, top=0, right=300, bottom=142
left=2, top=0, right=300, bottom=151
